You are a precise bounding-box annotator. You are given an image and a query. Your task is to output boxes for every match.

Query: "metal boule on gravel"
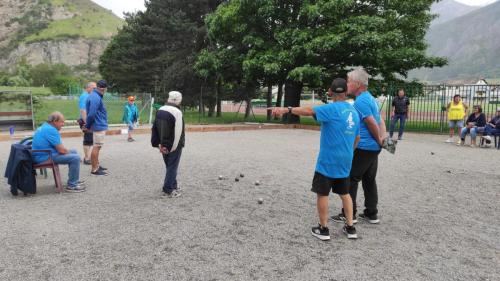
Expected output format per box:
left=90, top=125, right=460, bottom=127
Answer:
left=240, top=173, right=244, bottom=178
left=254, top=181, right=260, bottom=186
left=219, top=175, right=224, bottom=180
left=258, top=198, right=263, bottom=204
left=235, top=177, right=239, bottom=182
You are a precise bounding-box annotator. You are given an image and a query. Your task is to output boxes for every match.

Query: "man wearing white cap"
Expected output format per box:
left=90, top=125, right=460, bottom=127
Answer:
left=151, top=91, right=185, bottom=198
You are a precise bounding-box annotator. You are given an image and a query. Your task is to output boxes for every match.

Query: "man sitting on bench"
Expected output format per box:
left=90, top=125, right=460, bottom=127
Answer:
left=32, top=112, right=85, bottom=192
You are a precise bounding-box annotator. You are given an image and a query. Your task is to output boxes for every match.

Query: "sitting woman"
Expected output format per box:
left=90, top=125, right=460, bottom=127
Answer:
left=458, top=105, right=486, bottom=147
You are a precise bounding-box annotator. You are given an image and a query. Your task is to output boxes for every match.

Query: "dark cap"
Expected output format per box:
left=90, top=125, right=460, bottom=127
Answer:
left=330, top=78, right=347, bottom=94
left=97, top=80, right=108, bottom=88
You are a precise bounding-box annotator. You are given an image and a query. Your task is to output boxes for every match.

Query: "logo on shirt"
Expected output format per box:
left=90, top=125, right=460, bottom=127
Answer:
left=347, top=112, right=355, bottom=129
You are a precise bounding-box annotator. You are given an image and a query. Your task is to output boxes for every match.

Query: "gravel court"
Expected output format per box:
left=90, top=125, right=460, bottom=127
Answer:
left=0, top=129, right=499, bottom=281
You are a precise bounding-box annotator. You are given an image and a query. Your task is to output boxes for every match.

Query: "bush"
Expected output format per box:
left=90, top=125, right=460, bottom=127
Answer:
left=50, top=76, right=78, bottom=95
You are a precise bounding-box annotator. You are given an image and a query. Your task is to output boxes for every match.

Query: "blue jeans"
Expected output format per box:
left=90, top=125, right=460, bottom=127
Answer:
left=460, top=127, right=482, bottom=141
left=389, top=114, right=407, bottom=138
left=162, top=148, right=183, bottom=193
left=52, top=149, right=80, bottom=187
left=484, top=124, right=500, bottom=136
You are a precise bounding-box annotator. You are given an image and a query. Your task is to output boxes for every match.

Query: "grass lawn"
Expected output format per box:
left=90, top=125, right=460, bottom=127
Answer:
left=34, top=99, right=151, bottom=126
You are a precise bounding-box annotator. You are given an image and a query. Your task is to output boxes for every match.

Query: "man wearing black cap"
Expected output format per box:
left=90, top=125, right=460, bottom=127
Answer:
left=85, top=79, right=109, bottom=176
left=272, top=78, right=360, bottom=240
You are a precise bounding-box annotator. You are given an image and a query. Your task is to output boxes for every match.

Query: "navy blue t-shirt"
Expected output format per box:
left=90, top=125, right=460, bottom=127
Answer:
left=313, top=101, right=360, bottom=178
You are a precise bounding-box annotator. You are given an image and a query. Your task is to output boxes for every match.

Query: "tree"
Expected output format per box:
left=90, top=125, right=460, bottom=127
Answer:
left=50, top=76, right=78, bottom=95
left=204, top=0, right=446, bottom=123
left=30, top=63, right=72, bottom=87
left=99, top=0, right=223, bottom=107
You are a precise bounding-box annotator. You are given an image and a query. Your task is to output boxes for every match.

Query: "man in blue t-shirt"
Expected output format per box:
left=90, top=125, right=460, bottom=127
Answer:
left=331, top=67, right=386, bottom=225
left=32, top=112, right=85, bottom=192
left=85, top=80, right=109, bottom=176
left=272, top=78, right=360, bottom=241
left=78, top=82, right=95, bottom=165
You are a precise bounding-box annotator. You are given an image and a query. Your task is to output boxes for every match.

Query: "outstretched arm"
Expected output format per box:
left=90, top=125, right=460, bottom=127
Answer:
left=270, top=106, right=314, bottom=117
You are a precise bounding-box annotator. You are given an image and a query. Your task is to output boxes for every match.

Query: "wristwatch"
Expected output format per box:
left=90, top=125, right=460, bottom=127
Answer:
left=288, top=106, right=293, bottom=114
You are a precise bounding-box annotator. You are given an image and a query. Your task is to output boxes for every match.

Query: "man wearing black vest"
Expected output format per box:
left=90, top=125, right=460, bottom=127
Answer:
left=389, top=89, right=410, bottom=140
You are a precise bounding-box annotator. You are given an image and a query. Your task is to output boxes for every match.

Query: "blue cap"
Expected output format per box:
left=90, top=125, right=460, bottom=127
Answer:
left=97, top=80, right=108, bottom=88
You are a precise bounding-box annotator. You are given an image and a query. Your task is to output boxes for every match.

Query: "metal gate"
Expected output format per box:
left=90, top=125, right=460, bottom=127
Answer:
left=384, top=84, right=500, bottom=133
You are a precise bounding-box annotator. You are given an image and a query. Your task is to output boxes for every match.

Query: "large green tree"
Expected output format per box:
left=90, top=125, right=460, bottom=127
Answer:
left=203, top=0, right=446, bottom=123
left=99, top=0, right=222, bottom=107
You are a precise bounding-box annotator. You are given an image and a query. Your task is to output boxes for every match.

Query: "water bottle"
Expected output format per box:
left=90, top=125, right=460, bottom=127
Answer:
left=9, top=126, right=15, bottom=137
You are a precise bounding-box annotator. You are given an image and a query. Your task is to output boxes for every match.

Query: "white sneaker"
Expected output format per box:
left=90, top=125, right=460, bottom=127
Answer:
left=482, top=135, right=492, bottom=143
left=445, top=138, right=453, bottom=143
left=456, top=139, right=462, bottom=145
left=163, top=190, right=181, bottom=198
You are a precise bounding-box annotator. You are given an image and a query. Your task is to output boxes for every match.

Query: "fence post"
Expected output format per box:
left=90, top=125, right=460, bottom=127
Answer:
left=440, top=86, right=445, bottom=133
left=149, top=97, right=154, bottom=125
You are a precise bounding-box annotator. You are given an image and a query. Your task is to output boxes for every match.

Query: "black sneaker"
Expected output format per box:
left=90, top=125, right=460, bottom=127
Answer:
left=343, top=224, right=358, bottom=239
left=91, top=169, right=108, bottom=176
left=330, top=213, right=358, bottom=224
left=359, top=213, right=380, bottom=224
left=83, top=159, right=91, bottom=165
left=311, top=224, right=330, bottom=241
left=98, top=166, right=108, bottom=171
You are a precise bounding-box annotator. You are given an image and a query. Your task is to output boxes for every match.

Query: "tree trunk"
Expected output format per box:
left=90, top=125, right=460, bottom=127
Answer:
left=244, top=95, right=252, bottom=119
left=207, top=96, right=216, bottom=117
left=275, top=82, right=283, bottom=120
left=283, top=80, right=302, bottom=123
left=266, top=82, right=272, bottom=121
left=216, top=77, right=222, bottom=117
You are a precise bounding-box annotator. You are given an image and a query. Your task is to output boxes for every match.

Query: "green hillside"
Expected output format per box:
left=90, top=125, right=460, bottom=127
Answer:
left=24, top=0, right=123, bottom=43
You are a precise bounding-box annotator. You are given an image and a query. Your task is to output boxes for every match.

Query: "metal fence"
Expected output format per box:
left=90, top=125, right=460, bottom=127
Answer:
left=384, top=84, right=500, bottom=133
left=33, top=92, right=153, bottom=127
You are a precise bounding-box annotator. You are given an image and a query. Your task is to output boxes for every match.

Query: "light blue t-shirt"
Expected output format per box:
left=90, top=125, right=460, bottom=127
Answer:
left=32, top=122, right=62, bottom=163
left=78, top=91, right=89, bottom=118
left=355, top=91, right=382, bottom=151
left=313, top=101, right=360, bottom=178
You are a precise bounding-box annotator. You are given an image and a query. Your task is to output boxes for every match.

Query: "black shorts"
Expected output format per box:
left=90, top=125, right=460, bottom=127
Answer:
left=83, top=131, right=93, bottom=146
left=311, top=172, right=350, bottom=196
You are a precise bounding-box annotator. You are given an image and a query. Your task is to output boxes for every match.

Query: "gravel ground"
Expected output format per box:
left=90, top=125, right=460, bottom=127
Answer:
left=0, top=130, right=499, bottom=281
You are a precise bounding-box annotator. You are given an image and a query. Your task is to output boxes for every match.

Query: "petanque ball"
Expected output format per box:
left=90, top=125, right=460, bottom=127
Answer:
left=240, top=173, right=244, bottom=178
left=255, top=181, right=260, bottom=186
left=258, top=198, right=263, bottom=204
left=235, top=177, right=239, bottom=182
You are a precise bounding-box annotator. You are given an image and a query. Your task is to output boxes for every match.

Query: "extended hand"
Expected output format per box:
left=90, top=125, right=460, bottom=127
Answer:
left=268, top=107, right=287, bottom=117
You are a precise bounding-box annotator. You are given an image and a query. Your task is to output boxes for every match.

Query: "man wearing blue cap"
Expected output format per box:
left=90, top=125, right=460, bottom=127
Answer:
left=271, top=78, right=360, bottom=240
left=85, top=80, right=109, bottom=176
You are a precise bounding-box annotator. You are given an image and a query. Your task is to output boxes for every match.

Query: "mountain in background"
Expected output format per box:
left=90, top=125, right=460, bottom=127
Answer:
left=411, top=0, right=500, bottom=83
left=430, top=0, right=478, bottom=26
left=0, top=0, right=123, bottom=73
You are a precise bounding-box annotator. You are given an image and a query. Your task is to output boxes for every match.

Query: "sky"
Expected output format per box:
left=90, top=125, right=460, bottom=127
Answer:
left=91, top=0, right=498, bottom=18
